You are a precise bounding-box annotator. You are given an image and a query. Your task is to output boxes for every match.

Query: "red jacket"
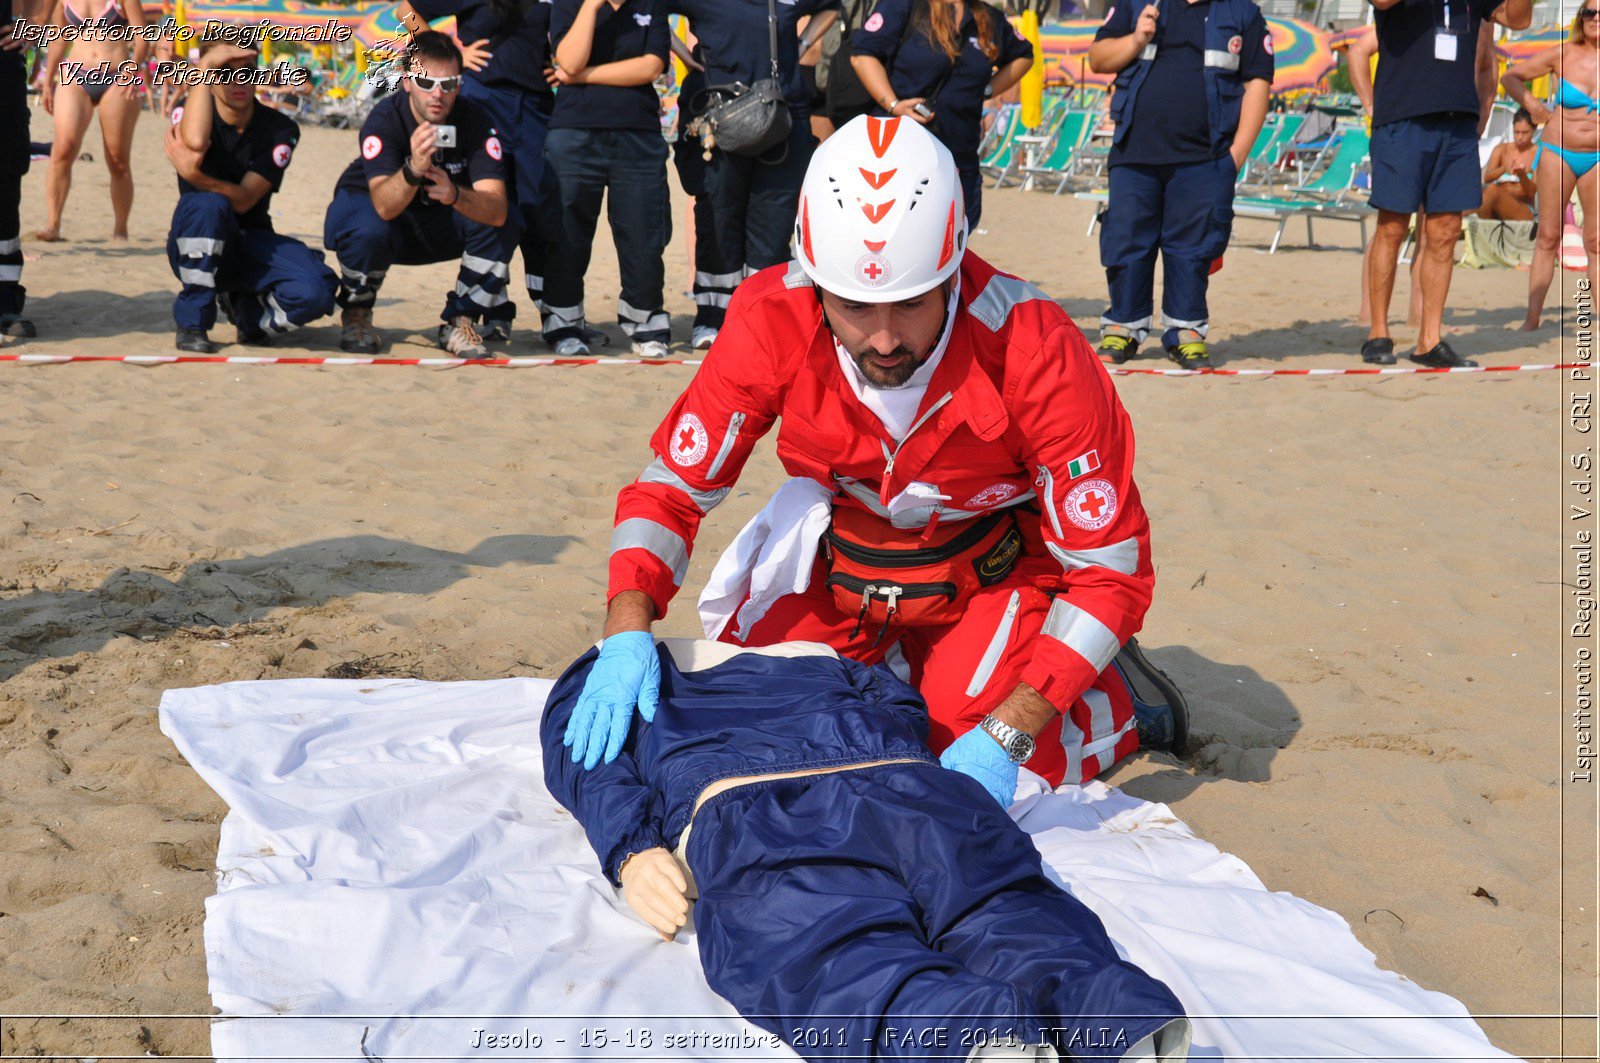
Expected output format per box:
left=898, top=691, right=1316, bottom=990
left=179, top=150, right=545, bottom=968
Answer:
left=609, top=252, right=1153, bottom=711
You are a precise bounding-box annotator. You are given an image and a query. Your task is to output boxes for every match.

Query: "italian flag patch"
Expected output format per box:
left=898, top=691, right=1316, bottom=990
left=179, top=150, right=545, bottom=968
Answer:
left=1066, top=450, right=1101, bottom=479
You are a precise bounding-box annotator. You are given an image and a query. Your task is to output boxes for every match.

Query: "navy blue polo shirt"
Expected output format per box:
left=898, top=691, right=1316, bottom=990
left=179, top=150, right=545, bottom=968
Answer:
left=1096, top=0, right=1271, bottom=166
left=666, top=0, right=840, bottom=117
left=853, top=0, right=1033, bottom=167
left=1373, top=0, right=1501, bottom=127
left=334, top=91, right=508, bottom=208
left=175, top=102, right=299, bottom=230
left=550, top=0, right=669, bottom=131
left=408, top=0, right=556, bottom=96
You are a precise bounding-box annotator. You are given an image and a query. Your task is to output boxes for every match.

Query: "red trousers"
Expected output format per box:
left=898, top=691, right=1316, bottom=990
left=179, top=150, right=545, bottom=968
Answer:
left=717, top=560, right=1139, bottom=787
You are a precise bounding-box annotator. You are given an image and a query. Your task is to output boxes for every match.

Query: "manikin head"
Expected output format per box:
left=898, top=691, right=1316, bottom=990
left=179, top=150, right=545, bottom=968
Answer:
left=793, top=116, right=968, bottom=389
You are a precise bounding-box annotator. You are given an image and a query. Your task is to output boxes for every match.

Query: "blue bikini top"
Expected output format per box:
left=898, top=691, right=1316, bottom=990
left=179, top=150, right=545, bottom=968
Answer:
left=1556, top=77, right=1600, bottom=113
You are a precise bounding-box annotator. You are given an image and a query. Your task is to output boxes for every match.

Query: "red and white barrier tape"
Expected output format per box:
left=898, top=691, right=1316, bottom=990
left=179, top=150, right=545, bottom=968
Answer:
left=0, top=353, right=1578, bottom=375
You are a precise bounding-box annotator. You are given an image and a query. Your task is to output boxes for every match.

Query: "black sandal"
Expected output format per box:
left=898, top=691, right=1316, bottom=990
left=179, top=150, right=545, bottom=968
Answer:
left=1360, top=338, right=1396, bottom=365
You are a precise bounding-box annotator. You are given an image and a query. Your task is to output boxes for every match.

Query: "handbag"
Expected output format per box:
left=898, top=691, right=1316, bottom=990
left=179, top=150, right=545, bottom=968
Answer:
left=688, top=0, right=792, bottom=158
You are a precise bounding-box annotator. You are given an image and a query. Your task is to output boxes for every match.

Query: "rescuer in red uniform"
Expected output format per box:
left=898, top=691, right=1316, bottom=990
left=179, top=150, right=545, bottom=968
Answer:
left=564, top=115, right=1184, bottom=806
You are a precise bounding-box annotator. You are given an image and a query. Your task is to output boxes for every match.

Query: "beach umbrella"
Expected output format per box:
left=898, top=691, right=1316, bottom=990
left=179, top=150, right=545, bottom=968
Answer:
left=1023, top=16, right=1334, bottom=96
left=1020, top=8, right=1044, bottom=127
left=1497, top=26, right=1566, bottom=62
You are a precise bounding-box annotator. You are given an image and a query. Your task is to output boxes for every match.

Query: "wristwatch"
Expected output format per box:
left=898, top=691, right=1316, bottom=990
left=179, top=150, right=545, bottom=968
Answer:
left=401, top=159, right=429, bottom=187
left=979, top=714, right=1036, bottom=765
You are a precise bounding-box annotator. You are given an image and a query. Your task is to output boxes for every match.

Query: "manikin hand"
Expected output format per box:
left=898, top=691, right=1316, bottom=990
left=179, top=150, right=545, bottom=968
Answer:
left=619, top=848, right=689, bottom=941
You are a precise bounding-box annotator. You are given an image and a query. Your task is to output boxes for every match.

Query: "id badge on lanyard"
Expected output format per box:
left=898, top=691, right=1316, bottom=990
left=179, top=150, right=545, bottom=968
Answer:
left=1435, top=0, right=1461, bottom=62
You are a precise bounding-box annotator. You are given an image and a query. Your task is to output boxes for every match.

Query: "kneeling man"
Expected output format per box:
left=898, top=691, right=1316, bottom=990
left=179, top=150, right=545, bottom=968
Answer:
left=324, top=31, right=518, bottom=359
left=165, top=34, right=338, bottom=353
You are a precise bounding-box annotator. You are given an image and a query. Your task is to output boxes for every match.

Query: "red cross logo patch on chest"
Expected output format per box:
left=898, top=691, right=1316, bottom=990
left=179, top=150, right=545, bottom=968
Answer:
left=1063, top=478, right=1118, bottom=532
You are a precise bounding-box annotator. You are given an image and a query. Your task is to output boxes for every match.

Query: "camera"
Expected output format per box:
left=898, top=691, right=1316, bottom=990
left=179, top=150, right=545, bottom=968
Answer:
left=433, top=124, right=457, bottom=149
left=912, top=102, right=934, bottom=119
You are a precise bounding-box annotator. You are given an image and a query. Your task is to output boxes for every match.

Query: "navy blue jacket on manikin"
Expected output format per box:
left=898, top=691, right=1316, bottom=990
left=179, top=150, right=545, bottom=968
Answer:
left=1097, top=0, right=1272, bottom=160
left=540, top=640, right=1190, bottom=1062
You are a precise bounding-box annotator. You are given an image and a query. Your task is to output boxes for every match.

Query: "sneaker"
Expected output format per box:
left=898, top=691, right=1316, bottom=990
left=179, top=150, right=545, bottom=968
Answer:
left=437, top=316, right=490, bottom=359
left=1, top=313, right=39, bottom=338
left=1409, top=341, right=1478, bottom=369
left=631, top=339, right=670, bottom=360
left=552, top=336, right=591, bottom=357
left=1166, top=332, right=1214, bottom=371
left=481, top=319, right=513, bottom=343
left=1112, top=636, right=1190, bottom=755
left=1096, top=333, right=1139, bottom=365
left=691, top=325, right=718, bottom=350
left=175, top=327, right=218, bottom=354
left=339, top=306, right=381, bottom=355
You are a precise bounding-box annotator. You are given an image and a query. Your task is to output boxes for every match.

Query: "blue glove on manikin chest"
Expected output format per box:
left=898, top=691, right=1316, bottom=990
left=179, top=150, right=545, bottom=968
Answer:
left=564, top=631, right=662, bottom=769
left=939, top=726, right=1020, bottom=808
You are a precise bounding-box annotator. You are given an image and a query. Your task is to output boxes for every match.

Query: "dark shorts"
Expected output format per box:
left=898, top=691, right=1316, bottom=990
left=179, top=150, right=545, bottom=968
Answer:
left=1369, top=113, right=1481, bottom=215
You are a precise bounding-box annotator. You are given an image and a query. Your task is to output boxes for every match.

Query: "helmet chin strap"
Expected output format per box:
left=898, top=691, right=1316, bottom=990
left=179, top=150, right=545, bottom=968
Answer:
left=821, top=276, right=961, bottom=392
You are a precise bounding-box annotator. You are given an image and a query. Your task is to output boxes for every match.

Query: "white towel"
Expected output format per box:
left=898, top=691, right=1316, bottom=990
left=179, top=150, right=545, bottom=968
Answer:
left=697, top=477, right=833, bottom=641
left=158, top=676, right=1520, bottom=1063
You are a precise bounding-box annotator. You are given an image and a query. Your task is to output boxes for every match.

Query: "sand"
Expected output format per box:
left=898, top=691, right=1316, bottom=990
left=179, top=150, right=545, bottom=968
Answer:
left=0, top=107, right=1589, bottom=1060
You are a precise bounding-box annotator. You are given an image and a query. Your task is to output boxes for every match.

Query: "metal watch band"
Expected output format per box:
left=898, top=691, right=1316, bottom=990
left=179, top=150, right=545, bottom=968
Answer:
left=979, top=714, right=1035, bottom=764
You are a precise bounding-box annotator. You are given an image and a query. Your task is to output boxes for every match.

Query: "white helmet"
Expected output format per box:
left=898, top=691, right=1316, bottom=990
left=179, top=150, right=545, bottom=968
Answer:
left=792, top=115, right=968, bottom=303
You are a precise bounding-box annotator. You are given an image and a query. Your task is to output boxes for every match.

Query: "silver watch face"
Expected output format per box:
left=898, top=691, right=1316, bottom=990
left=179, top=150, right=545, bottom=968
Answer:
left=1005, top=732, right=1035, bottom=763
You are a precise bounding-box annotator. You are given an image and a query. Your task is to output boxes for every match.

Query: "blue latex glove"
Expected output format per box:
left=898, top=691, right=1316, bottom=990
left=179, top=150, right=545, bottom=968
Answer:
left=565, top=631, right=662, bottom=770
left=939, top=727, right=1020, bottom=809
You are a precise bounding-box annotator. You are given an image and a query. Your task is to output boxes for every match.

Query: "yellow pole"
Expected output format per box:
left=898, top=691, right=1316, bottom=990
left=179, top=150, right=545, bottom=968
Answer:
left=672, top=14, right=689, bottom=86
left=173, top=0, right=189, bottom=59
left=260, top=29, right=272, bottom=64
left=1020, top=9, right=1043, bottom=129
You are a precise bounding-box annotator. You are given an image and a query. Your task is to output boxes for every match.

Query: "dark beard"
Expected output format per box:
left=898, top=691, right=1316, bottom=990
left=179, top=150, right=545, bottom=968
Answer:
left=850, top=343, right=924, bottom=388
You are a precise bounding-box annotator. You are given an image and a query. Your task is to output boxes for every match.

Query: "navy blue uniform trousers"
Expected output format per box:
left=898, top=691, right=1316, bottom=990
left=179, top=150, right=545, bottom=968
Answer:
left=166, top=191, right=337, bottom=334
left=689, top=764, right=1185, bottom=1060
left=460, top=77, right=552, bottom=329
left=1, top=55, right=29, bottom=320
left=684, top=119, right=814, bottom=331
left=1099, top=155, right=1235, bottom=348
left=323, top=188, right=521, bottom=324
left=540, top=127, right=671, bottom=345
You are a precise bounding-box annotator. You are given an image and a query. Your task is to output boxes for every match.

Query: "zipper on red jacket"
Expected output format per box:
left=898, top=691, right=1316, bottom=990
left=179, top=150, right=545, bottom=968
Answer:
left=877, top=392, right=954, bottom=508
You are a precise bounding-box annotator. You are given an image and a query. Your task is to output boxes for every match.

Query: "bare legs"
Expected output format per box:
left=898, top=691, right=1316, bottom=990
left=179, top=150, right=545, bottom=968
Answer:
left=1364, top=209, right=1410, bottom=341
left=97, top=86, right=139, bottom=240
left=1359, top=214, right=1424, bottom=328
left=39, top=83, right=94, bottom=241
left=1525, top=153, right=1579, bottom=330
left=1414, top=210, right=1463, bottom=352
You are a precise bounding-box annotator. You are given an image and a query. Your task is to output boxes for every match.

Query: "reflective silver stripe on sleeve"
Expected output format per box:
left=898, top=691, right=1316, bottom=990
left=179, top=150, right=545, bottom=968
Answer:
left=1040, top=598, right=1120, bottom=673
left=1057, top=710, right=1086, bottom=785
left=610, top=518, right=691, bottom=586
left=1047, top=537, right=1141, bottom=577
left=967, top=273, right=1050, bottom=332
left=638, top=457, right=731, bottom=514
left=1203, top=49, right=1241, bottom=70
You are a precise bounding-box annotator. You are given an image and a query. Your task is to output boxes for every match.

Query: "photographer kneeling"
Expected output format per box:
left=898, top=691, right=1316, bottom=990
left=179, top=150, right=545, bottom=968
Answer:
left=323, top=30, right=518, bottom=358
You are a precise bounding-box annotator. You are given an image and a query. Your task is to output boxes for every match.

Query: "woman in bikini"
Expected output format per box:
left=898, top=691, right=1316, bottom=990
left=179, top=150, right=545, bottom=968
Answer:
left=1477, top=108, right=1539, bottom=220
left=36, top=0, right=147, bottom=241
left=1504, top=4, right=1600, bottom=329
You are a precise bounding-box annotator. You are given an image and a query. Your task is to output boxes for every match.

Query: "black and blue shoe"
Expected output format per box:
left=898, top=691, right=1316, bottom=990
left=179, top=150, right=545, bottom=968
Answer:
left=1112, top=636, right=1190, bottom=755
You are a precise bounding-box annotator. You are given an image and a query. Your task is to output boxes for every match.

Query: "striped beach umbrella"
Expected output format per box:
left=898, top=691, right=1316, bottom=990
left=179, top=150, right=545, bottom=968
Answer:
left=1026, top=16, right=1335, bottom=95
left=1497, top=26, right=1567, bottom=62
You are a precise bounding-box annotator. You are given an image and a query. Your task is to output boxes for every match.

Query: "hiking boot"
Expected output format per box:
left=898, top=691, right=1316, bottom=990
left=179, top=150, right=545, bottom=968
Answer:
left=1096, top=332, right=1139, bottom=365
left=1165, top=330, right=1214, bottom=371
left=1410, top=341, right=1478, bottom=369
left=175, top=327, right=218, bottom=354
left=438, top=316, right=490, bottom=359
left=1113, top=636, right=1191, bottom=755
left=0, top=313, right=39, bottom=338
left=340, top=306, right=381, bottom=355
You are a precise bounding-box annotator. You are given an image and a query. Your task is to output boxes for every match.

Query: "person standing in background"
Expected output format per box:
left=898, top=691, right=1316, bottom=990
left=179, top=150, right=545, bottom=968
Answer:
left=1089, top=0, right=1273, bottom=371
left=540, top=0, right=672, bottom=357
left=0, top=0, right=44, bottom=339
left=849, top=0, right=1033, bottom=230
left=1359, top=0, right=1531, bottom=367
